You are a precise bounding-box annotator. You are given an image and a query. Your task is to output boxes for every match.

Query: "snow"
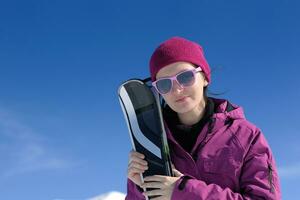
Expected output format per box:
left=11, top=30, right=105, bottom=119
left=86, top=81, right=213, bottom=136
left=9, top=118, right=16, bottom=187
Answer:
left=88, top=191, right=126, bottom=200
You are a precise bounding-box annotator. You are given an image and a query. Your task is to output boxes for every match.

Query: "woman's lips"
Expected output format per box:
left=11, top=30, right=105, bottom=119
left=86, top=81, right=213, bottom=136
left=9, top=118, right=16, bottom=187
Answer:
left=175, top=96, right=188, bottom=103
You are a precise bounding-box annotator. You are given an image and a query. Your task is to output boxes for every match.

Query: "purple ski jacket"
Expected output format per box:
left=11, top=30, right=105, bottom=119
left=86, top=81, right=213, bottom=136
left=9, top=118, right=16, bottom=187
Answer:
left=125, top=98, right=281, bottom=199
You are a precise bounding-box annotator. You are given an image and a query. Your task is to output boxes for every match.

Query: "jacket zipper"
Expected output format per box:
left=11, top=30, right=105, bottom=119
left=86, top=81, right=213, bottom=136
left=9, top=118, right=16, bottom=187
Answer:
left=268, top=163, right=275, bottom=193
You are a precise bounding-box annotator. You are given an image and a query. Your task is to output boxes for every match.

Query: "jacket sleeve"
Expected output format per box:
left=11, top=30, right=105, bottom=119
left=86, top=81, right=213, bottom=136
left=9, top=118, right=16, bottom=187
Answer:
left=125, top=179, right=146, bottom=200
left=171, top=130, right=281, bottom=200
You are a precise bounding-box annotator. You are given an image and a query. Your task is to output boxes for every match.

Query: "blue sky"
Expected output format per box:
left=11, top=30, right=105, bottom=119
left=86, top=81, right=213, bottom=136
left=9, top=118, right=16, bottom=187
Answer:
left=0, top=0, right=299, bottom=199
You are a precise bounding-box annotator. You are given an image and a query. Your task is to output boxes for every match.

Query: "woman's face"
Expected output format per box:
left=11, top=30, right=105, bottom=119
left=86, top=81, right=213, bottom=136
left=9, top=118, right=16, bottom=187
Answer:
left=156, top=61, right=208, bottom=114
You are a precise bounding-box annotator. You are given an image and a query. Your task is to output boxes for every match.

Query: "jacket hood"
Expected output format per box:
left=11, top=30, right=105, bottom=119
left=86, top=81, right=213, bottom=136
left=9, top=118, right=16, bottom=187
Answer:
left=210, top=97, right=245, bottom=121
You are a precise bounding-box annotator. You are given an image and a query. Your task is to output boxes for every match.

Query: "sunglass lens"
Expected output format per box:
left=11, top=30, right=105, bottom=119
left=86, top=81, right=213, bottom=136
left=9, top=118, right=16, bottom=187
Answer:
left=156, top=79, right=172, bottom=94
left=177, top=71, right=195, bottom=86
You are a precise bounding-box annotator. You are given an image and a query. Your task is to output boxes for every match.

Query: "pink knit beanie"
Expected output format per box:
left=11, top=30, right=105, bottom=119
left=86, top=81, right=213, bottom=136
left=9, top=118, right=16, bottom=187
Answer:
left=149, top=36, right=211, bottom=83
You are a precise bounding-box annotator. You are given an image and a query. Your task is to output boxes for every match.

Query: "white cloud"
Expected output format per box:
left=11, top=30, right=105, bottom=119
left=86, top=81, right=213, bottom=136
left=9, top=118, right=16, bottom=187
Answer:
left=4, top=144, right=73, bottom=177
left=0, top=108, right=74, bottom=177
left=278, top=162, right=300, bottom=179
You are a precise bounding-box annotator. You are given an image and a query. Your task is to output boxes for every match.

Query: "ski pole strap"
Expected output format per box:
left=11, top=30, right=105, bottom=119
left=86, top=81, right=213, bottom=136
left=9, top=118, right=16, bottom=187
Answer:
left=178, top=176, right=193, bottom=190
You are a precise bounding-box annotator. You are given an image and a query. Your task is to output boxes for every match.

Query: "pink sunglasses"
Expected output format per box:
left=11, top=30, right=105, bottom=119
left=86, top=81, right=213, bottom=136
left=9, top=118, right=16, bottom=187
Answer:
left=152, top=67, right=202, bottom=94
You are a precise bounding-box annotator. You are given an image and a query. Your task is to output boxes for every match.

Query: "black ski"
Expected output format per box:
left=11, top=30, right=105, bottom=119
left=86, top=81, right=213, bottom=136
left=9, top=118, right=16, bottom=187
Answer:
left=118, top=79, right=173, bottom=199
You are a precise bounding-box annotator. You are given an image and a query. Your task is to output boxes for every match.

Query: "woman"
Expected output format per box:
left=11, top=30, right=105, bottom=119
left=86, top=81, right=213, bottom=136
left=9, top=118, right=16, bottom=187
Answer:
left=125, top=37, right=281, bottom=199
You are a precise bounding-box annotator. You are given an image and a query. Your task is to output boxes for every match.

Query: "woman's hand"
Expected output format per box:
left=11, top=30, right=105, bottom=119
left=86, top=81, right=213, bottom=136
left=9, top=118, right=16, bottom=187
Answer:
left=127, top=150, right=148, bottom=186
left=141, top=165, right=183, bottom=200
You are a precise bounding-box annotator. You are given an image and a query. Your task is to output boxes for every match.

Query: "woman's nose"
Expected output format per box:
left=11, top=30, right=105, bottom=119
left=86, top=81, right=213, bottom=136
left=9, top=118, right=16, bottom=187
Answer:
left=171, top=80, right=183, bottom=94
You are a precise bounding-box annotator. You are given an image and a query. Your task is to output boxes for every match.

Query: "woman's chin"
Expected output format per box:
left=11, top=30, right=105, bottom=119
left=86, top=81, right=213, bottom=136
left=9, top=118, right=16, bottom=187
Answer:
left=171, top=103, right=194, bottom=114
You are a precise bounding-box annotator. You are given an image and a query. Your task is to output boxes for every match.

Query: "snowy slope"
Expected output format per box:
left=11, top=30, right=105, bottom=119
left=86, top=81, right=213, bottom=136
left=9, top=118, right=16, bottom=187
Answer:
left=88, top=191, right=126, bottom=200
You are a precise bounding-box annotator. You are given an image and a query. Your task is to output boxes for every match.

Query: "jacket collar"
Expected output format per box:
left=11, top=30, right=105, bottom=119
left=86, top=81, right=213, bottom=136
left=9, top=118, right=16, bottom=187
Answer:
left=164, top=98, right=245, bottom=150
